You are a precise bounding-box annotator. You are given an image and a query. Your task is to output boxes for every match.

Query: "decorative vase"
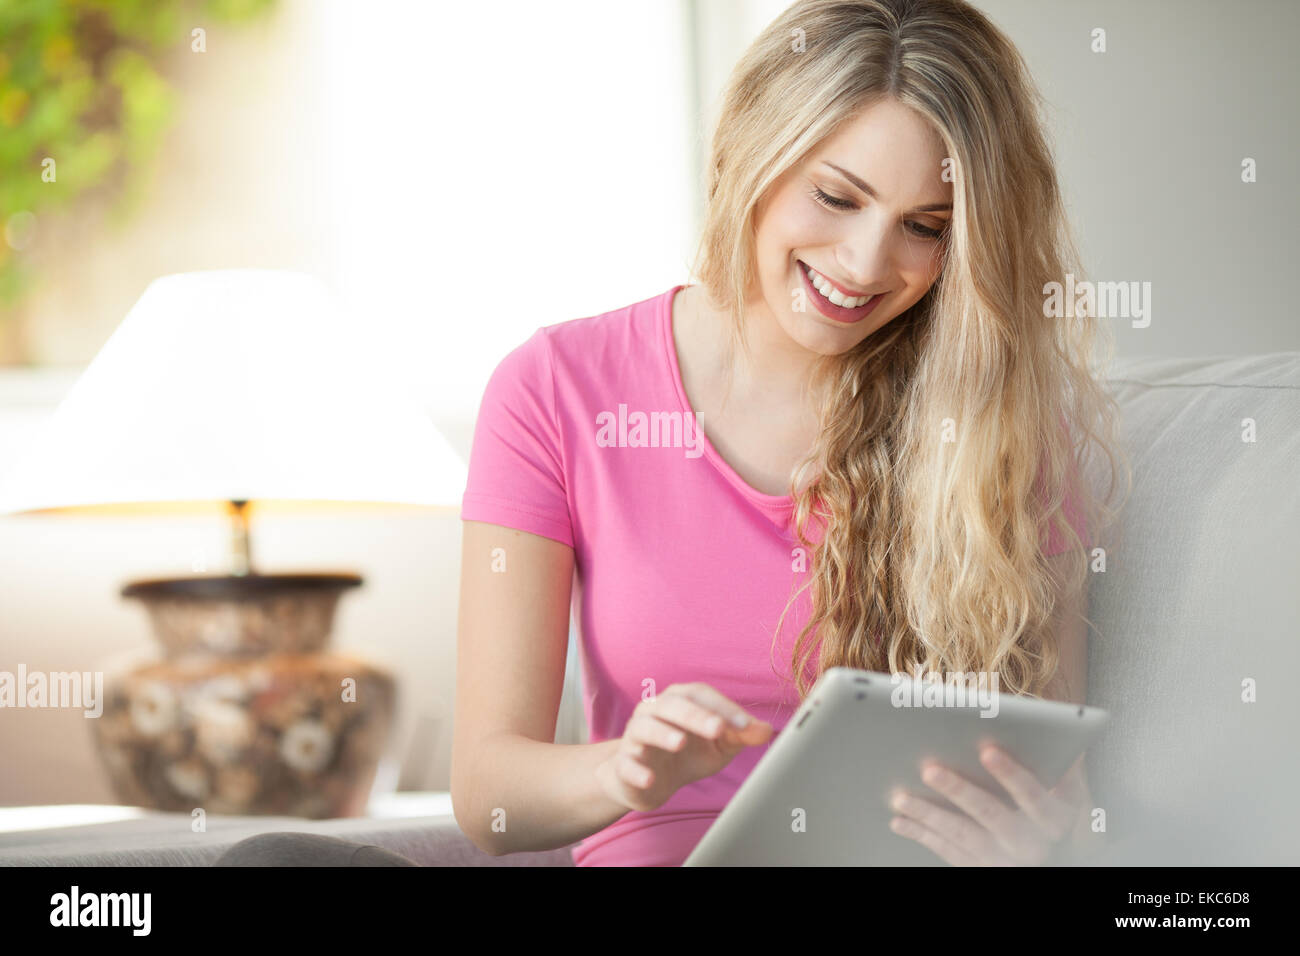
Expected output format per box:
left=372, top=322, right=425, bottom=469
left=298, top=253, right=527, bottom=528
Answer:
left=92, top=573, right=396, bottom=819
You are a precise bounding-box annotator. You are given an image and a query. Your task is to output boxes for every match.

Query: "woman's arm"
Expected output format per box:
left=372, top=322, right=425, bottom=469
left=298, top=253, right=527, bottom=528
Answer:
left=450, top=520, right=629, bottom=856
left=1042, top=551, right=1088, bottom=707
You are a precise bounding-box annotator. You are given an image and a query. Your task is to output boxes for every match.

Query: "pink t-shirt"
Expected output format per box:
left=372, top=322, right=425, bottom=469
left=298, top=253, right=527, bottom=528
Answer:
left=460, top=284, right=1088, bottom=867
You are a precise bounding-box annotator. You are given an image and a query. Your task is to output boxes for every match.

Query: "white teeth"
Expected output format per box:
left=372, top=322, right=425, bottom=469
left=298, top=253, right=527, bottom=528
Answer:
left=804, top=263, right=874, bottom=308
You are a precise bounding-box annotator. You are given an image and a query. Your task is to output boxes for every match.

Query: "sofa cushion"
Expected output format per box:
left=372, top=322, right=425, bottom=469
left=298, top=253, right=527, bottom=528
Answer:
left=1084, top=352, right=1300, bottom=863
left=0, top=810, right=575, bottom=866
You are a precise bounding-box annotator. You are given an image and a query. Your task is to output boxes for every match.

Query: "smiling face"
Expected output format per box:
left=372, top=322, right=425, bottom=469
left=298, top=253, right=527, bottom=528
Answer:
left=749, top=97, right=953, bottom=356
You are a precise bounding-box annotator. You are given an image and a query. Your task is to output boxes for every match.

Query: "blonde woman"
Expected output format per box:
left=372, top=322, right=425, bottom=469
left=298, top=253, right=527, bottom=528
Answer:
left=452, top=0, right=1127, bottom=868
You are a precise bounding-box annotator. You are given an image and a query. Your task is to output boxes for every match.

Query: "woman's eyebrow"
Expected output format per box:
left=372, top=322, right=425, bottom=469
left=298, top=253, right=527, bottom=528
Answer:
left=822, top=161, right=953, bottom=213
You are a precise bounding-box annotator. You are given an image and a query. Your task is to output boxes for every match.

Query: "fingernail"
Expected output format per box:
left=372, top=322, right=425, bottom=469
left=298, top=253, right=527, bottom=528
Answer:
left=731, top=713, right=751, bottom=728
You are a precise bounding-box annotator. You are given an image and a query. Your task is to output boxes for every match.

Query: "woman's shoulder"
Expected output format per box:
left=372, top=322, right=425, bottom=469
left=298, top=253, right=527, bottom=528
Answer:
left=481, top=284, right=679, bottom=410
left=534, top=283, right=678, bottom=360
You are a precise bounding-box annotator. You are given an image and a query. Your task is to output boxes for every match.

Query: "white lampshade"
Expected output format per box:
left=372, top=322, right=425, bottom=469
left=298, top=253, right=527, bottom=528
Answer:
left=0, top=269, right=467, bottom=516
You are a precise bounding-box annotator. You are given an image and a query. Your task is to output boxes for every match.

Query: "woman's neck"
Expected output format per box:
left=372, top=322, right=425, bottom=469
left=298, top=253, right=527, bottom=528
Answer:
left=682, top=283, right=824, bottom=415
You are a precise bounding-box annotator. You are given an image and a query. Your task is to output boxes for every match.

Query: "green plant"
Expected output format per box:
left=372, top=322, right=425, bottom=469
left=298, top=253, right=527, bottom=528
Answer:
left=0, top=0, right=278, bottom=339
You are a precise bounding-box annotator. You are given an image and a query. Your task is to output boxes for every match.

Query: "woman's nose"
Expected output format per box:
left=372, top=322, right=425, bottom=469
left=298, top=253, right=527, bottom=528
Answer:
left=836, top=217, right=896, bottom=289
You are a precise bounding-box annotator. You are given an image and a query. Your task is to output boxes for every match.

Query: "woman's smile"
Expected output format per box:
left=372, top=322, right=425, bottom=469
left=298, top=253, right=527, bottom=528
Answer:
left=797, top=258, right=886, bottom=324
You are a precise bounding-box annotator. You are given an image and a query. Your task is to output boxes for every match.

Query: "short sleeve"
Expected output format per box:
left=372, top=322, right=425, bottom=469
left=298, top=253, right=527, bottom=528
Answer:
left=1042, top=485, right=1089, bottom=556
left=1040, top=460, right=1091, bottom=557
left=460, top=328, right=574, bottom=548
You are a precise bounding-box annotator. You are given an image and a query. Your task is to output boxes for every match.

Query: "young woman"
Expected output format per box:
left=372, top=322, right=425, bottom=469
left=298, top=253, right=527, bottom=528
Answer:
left=451, top=0, right=1127, bottom=868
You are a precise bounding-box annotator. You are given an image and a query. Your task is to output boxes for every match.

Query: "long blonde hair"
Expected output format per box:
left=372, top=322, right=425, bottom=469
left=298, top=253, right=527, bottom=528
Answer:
left=690, top=0, right=1131, bottom=699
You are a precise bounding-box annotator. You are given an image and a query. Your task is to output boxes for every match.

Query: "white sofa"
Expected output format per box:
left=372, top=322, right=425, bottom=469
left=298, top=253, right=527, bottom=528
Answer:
left=1081, top=352, right=1299, bottom=864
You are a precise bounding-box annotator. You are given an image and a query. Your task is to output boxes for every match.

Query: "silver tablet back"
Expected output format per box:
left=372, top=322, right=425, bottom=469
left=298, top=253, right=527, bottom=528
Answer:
left=684, top=667, right=1109, bottom=866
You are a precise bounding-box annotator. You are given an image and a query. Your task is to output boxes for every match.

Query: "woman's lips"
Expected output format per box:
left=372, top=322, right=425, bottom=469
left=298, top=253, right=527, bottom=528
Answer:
left=797, top=260, right=884, bottom=324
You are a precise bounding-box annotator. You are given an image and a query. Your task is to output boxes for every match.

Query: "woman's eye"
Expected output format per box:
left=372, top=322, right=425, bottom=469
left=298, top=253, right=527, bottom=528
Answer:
left=814, top=186, right=946, bottom=240
left=811, top=187, right=855, bottom=211
left=907, top=221, right=945, bottom=240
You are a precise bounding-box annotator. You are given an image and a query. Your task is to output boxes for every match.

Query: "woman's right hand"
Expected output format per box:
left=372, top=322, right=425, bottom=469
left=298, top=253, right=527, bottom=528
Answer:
left=594, top=682, right=774, bottom=812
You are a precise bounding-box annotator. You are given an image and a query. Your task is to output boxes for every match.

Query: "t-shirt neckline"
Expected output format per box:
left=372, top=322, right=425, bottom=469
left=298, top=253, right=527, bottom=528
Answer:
left=660, top=284, right=796, bottom=513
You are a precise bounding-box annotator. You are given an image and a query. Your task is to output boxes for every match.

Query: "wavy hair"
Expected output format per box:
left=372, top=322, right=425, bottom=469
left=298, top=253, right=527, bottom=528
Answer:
left=690, top=0, right=1131, bottom=699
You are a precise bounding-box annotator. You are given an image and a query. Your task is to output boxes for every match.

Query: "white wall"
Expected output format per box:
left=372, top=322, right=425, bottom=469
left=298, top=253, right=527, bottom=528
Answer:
left=970, top=0, right=1299, bottom=357
left=321, top=0, right=699, bottom=433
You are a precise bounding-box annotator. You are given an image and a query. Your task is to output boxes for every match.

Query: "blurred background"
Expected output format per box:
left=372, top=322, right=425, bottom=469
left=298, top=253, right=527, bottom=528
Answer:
left=1, top=0, right=1296, bottom=807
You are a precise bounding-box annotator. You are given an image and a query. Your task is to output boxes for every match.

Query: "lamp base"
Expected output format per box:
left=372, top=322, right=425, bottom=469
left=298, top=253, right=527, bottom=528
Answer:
left=93, top=573, right=395, bottom=818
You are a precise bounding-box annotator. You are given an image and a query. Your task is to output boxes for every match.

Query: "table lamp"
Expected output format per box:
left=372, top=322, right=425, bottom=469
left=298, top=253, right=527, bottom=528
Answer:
left=0, top=269, right=467, bottom=818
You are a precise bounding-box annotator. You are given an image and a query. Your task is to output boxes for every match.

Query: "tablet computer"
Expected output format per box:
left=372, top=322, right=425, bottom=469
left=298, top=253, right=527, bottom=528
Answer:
left=682, top=667, right=1109, bottom=866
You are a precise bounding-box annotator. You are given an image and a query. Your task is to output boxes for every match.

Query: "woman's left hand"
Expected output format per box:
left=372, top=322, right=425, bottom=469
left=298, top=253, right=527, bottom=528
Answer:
left=888, top=745, right=1090, bottom=866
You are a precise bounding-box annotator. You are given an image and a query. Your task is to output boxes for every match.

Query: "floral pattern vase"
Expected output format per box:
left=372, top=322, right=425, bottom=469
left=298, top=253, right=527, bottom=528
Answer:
left=92, top=573, right=395, bottom=818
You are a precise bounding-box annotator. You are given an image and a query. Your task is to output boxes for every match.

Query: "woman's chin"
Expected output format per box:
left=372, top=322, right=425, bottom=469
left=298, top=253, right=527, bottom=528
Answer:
left=785, top=317, right=867, bottom=356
